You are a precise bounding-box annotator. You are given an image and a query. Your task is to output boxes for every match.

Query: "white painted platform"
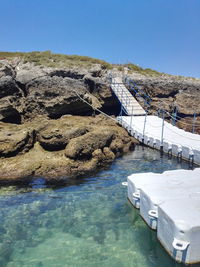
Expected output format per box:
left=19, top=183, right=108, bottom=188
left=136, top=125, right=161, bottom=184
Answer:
left=127, top=168, right=200, bottom=264
left=118, top=115, right=200, bottom=165
left=111, top=77, right=146, bottom=116
left=158, top=198, right=200, bottom=264
left=127, top=169, right=196, bottom=209
left=140, top=169, right=200, bottom=230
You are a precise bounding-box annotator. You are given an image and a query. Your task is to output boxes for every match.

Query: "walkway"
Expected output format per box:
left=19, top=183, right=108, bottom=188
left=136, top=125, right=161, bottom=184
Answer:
left=111, top=77, right=146, bottom=115
left=110, top=76, right=200, bottom=166
left=119, top=115, right=200, bottom=165
left=110, top=75, right=200, bottom=264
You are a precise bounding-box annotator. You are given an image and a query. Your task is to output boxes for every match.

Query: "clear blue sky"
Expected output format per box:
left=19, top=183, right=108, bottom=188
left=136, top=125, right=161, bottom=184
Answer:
left=1, top=0, right=200, bottom=77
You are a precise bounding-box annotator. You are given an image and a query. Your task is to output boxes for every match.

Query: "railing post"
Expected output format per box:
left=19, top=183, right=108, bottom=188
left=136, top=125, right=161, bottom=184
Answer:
left=160, top=110, right=165, bottom=152
left=171, top=106, right=178, bottom=126
left=130, top=105, right=134, bottom=132
left=192, top=113, right=196, bottom=133
left=142, top=111, right=147, bottom=143
left=121, top=86, right=123, bottom=123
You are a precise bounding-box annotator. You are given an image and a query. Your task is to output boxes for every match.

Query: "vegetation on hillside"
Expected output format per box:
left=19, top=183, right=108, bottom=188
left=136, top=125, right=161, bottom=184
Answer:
left=0, top=51, right=112, bottom=69
left=1, top=51, right=190, bottom=78
left=119, top=63, right=164, bottom=77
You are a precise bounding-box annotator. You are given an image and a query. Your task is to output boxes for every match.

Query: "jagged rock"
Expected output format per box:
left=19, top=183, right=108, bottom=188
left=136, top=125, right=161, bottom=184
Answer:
left=49, top=69, right=86, bottom=79
left=0, top=63, right=15, bottom=78
left=89, top=64, right=103, bottom=77
left=0, top=60, right=120, bottom=123
left=0, top=58, right=200, bottom=125
left=127, top=73, right=200, bottom=133
left=174, top=90, right=200, bottom=115
left=0, top=97, right=21, bottom=122
left=24, top=76, right=95, bottom=119
left=16, top=63, right=48, bottom=85
left=0, top=76, right=22, bottom=98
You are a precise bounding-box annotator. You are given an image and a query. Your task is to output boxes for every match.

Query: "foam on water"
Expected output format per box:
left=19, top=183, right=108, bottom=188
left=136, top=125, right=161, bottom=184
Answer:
left=0, top=146, right=198, bottom=267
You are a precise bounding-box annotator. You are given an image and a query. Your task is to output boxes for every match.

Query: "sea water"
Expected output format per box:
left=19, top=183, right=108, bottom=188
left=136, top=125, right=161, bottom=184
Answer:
left=0, top=146, right=198, bottom=267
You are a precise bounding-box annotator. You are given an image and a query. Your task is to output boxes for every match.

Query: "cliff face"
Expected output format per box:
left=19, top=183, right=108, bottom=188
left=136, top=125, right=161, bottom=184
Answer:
left=0, top=58, right=199, bottom=131
left=0, top=59, right=120, bottom=124
left=127, top=73, right=200, bottom=133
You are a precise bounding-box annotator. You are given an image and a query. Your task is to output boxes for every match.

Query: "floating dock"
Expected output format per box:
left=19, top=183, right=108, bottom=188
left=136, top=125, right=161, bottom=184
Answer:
left=118, top=115, right=200, bottom=166
left=127, top=168, right=200, bottom=264
left=110, top=76, right=200, bottom=166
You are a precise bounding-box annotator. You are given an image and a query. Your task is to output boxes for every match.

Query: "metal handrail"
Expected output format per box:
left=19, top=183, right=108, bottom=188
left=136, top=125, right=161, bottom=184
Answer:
left=123, top=76, right=152, bottom=107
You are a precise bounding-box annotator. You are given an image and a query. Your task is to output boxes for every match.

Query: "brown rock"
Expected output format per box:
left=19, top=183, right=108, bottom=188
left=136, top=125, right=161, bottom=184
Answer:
left=0, top=115, right=137, bottom=183
left=38, top=123, right=88, bottom=151
left=65, top=129, right=114, bottom=159
left=103, top=147, right=115, bottom=162
left=0, top=123, right=35, bottom=157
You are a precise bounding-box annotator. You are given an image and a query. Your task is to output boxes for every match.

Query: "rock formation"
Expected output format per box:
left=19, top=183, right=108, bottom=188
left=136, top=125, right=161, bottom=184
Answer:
left=0, top=115, right=137, bottom=183
left=128, top=73, right=200, bottom=133
left=0, top=59, right=120, bottom=123
left=0, top=53, right=200, bottom=183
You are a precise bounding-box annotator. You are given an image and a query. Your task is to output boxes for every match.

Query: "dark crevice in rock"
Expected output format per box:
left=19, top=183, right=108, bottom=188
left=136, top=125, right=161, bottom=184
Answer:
left=100, top=97, right=121, bottom=116
left=84, top=77, right=96, bottom=93
left=1, top=111, right=21, bottom=124
left=176, top=113, right=200, bottom=119
left=47, top=101, right=94, bottom=119
left=49, top=70, right=85, bottom=79
left=39, top=142, right=67, bottom=151
left=100, top=104, right=121, bottom=116
left=44, top=91, right=60, bottom=98
left=15, top=81, right=28, bottom=97
left=152, top=90, right=179, bottom=98
left=48, top=109, right=93, bottom=119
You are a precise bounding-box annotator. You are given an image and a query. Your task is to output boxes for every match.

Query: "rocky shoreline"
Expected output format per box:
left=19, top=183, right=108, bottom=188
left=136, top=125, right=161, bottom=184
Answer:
left=0, top=115, right=137, bottom=184
left=0, top=53, right=200, bottom=183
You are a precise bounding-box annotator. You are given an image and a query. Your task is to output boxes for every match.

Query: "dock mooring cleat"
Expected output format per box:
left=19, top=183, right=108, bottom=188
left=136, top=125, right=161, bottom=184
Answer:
left=122, top=181, right=128, bottom=186
left=148, top=209, right=158, bottom=230
left=132, top=192, right=140, bottom=209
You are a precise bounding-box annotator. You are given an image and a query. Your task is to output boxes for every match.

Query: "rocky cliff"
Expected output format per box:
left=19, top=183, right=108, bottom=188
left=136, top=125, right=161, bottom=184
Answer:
left=128, top=72, right=200, bottom=133
left=0, top=52, right=200, bottom=183
left=0, top=58, right=120, bottom=124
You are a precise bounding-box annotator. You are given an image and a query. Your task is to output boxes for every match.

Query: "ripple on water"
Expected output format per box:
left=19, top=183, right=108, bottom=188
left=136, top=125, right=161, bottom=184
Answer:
left=0, top=146, right=198, bottom=267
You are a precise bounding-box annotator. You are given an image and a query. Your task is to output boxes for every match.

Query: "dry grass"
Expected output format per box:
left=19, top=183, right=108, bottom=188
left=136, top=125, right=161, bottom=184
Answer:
left=0, top=51, right=113, bottom=69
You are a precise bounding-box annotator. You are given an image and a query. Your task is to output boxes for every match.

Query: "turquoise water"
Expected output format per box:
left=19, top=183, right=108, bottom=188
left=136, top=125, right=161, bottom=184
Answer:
left=0, top=146, right=198, bottom=267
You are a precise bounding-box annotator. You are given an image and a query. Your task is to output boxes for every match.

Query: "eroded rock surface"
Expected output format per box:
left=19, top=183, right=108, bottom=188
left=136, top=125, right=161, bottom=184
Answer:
left=1, top=57, right=200, bottom=184
left=1, top=58, right=199, bottom=132
left=0, top=59, right=119, bottom=123
left=128, top=73, right=200, bottom=133
left=0, top=115, right=137, bottom=183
